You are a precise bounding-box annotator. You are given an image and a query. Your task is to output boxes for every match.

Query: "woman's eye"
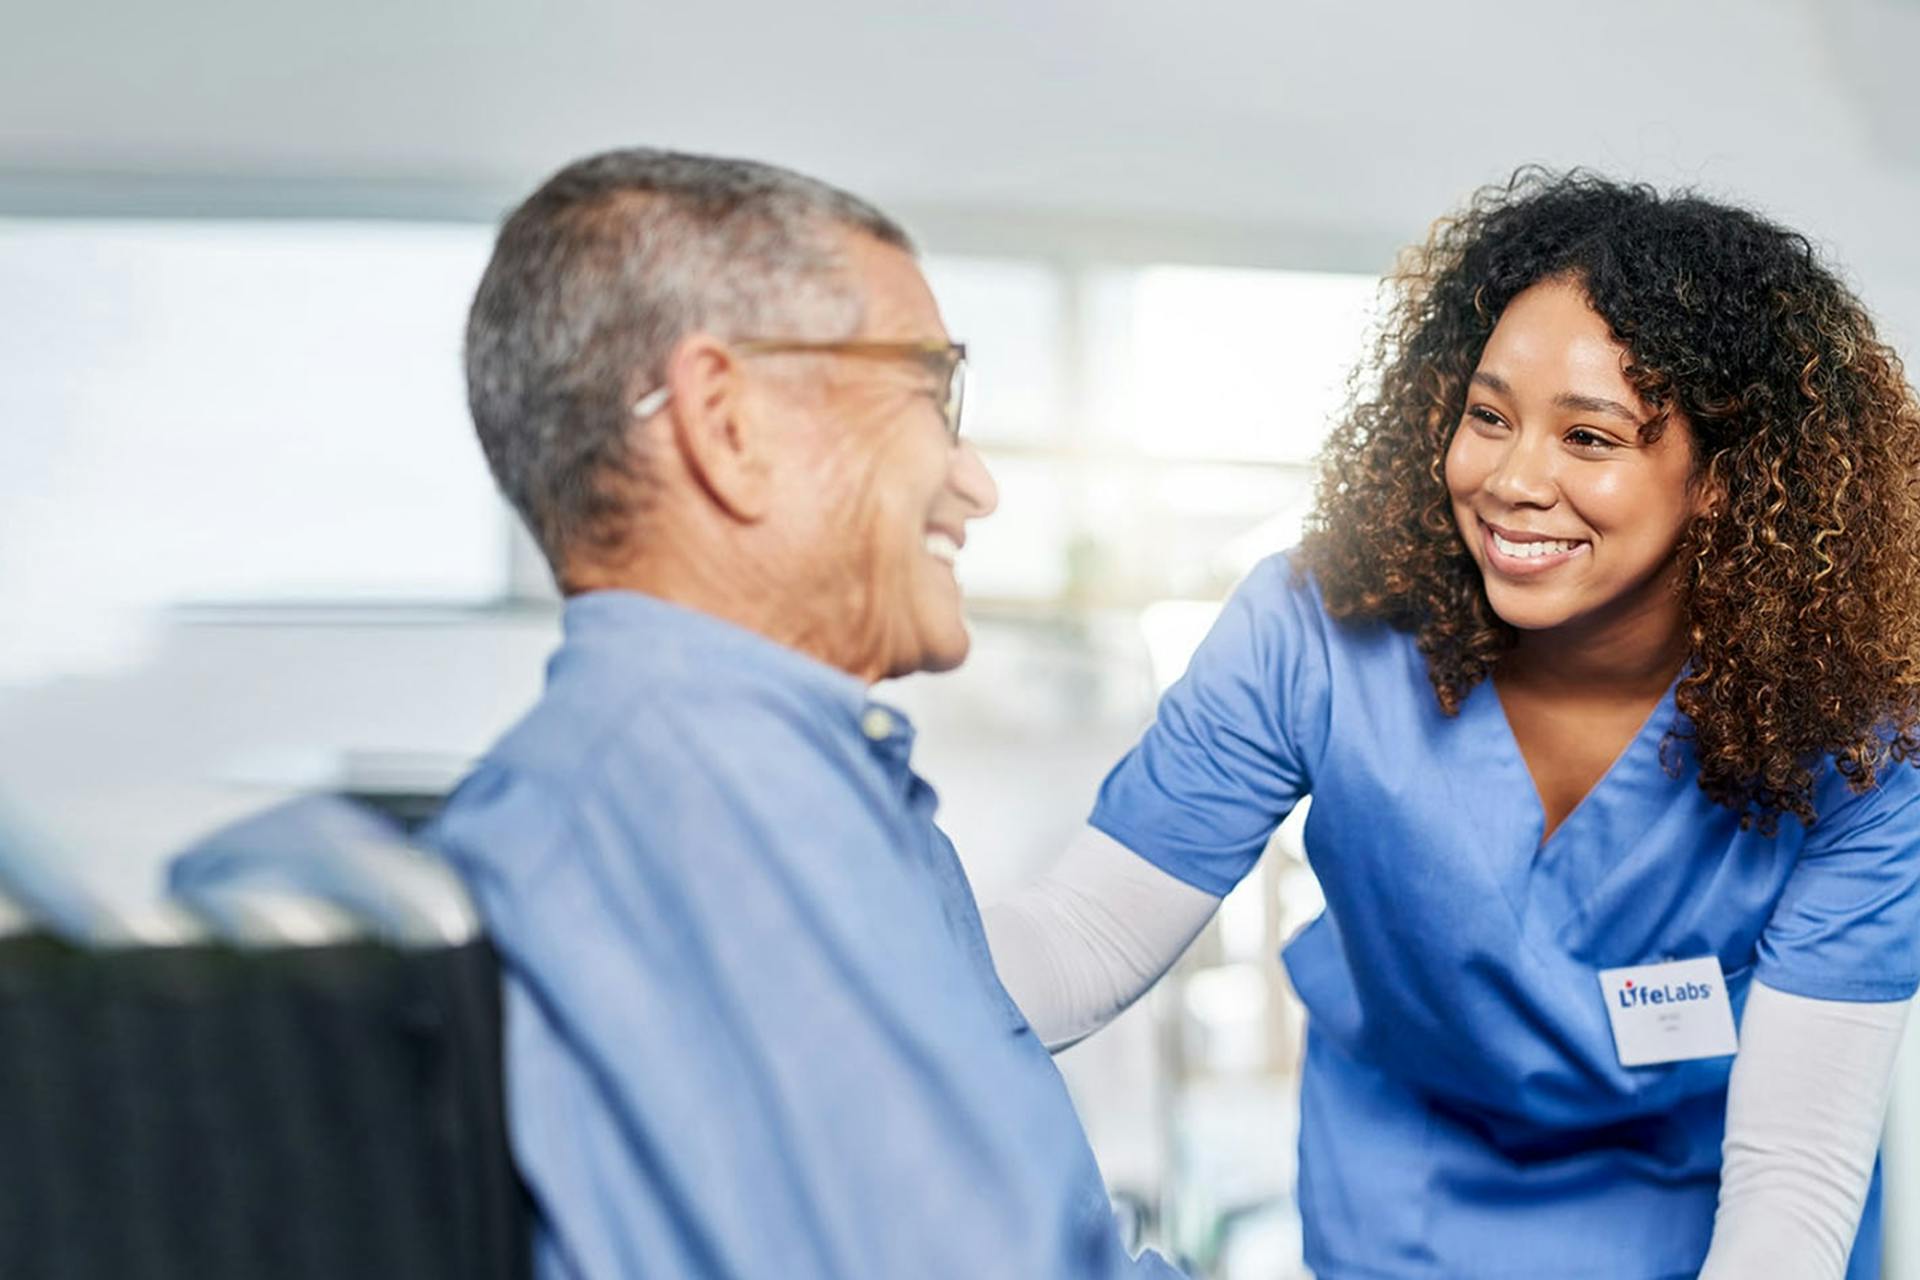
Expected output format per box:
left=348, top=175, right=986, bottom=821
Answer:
left=1466, top=406, right=1504, bottom=428
left=1566, top=428, right=1617, bottom=451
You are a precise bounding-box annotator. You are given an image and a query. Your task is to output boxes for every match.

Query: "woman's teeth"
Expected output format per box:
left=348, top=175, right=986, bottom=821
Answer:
left=1492, top=531, right=1582, bottom=559
left=924, top=531, right=959, bottom=565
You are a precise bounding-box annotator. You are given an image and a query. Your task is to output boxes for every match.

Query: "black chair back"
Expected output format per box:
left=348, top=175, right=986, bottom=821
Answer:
left=0, top=933, right=533, bottom=1280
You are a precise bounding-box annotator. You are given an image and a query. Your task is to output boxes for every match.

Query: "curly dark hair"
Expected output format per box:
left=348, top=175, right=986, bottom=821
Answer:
left=1299, top=168, right=1920, bottom=832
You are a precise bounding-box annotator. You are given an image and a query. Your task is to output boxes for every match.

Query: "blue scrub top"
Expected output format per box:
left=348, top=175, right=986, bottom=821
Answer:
left=431, top=592, right=1179, bottom=1280
left=1092, top=554, right=1920, bottom=1280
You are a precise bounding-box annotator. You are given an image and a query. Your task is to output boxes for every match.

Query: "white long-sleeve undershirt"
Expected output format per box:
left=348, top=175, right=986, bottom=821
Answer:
left=982, top=824, right=1912, bottom=1277
left=1698, top=981, right=1909, bottom=1278
left=980, top=826, right=1218, bottom=1051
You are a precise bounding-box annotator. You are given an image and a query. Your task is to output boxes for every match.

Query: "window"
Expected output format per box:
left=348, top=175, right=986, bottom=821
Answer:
left=0, top=219, right=507, bottom=681
left=0, top=226, right=1378, bottom=685
left=926, top=254, right=1379, bottom=610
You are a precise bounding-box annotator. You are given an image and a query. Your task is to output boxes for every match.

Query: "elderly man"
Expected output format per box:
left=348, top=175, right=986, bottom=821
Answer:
left=430, top=149, right=1180, bottom=1279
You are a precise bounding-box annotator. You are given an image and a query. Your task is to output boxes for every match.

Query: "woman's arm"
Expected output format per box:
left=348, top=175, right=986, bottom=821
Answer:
left=1697, top=981, right=1912, bottom=1279
left=981, top=826, right=1221, bottom=1051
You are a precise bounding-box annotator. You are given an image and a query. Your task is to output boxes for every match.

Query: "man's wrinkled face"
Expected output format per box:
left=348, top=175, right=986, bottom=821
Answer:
left=765, top=234, right=998, bottom=681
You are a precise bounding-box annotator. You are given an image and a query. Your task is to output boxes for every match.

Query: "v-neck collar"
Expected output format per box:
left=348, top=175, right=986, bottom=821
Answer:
left=1471, top=667, right=1685, bottom=927
left=1490, top=669, right=1684, bottom=854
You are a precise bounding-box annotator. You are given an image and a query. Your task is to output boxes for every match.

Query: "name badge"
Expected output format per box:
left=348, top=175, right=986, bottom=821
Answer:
left=1596, top=955, right=1738, bottom=1067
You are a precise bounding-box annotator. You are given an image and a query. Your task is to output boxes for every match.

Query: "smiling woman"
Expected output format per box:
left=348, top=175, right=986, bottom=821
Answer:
left=983, top=168, right=1920, bottom=1280
left=1439, top=276, right=1717, bottom=836
left=1304, top=169, right=1920, bottom=833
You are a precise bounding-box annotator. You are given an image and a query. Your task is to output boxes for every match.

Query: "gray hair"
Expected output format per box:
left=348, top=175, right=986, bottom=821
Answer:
left=464, top=147, right=914, bottom=576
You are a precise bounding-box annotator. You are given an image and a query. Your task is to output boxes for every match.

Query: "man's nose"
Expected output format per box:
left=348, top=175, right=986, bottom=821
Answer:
left=950, top=441, right=999, bottom=519
left=1484, top=429, right=1557, bottom=508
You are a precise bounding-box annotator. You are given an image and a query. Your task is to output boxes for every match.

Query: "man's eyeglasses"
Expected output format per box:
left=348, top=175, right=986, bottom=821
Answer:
left=630, top=339, right=969, bottom=443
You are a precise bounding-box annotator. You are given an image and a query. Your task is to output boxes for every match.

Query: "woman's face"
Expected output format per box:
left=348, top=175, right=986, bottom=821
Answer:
left=1444, top=277, right=1708, bottom=647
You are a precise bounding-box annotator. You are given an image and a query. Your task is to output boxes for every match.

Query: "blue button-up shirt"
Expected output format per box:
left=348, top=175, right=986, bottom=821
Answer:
left=429, top=591, right=1177, bottom=1280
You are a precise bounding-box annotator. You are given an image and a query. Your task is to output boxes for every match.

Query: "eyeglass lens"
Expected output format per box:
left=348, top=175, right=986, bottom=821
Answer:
left=944, top=353, right=968, bottom=442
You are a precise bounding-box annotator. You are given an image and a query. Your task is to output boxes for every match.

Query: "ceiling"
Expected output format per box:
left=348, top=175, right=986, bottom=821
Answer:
left=5, top=0, right=1918, bottom=326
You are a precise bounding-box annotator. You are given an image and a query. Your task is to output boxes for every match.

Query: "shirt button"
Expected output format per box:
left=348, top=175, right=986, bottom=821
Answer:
left=861, top=707, right=896, bottom=741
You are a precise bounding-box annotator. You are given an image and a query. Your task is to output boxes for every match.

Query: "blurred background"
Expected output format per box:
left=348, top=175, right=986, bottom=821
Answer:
left=4, top=1, right=1920, bottom=1274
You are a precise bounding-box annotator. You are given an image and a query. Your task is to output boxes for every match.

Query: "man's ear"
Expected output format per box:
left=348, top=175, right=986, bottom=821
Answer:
left=656, top=333, right=773, bottom=522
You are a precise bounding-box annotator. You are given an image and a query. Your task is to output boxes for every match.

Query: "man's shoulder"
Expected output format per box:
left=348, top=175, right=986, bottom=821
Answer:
left=464, top=647, right=886, bottom=842
left=507, top=653, right=856, bottom=765
left=480, top=666, right=664, bottom=785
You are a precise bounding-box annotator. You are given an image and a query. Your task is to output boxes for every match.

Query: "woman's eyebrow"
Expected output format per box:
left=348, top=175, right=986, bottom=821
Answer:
left=1472, top=370, right=1640, bottom=422
left=1471, top=370, right=1642, bottom=425
left=1553, top=391, right=1642, bottom=423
